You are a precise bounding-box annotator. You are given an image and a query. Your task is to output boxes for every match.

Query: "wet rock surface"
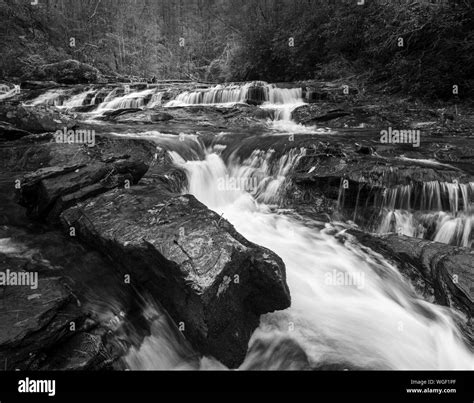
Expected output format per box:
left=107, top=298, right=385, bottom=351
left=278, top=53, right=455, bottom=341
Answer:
left=0, top=102, right=76, bottom=134
left=23, top=60, right=102, bottom=85
left=0, top=226, right=147, bottom=370
left=60, top=183, right=291, bottom=367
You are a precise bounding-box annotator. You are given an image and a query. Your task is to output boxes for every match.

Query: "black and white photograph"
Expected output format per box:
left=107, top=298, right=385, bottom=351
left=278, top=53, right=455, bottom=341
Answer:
left=0, top=0, right=473, bottom=400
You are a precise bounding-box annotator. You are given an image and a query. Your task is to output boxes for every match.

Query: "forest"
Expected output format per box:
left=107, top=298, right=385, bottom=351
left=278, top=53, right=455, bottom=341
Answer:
left=1, top=0, right=473, bottom=99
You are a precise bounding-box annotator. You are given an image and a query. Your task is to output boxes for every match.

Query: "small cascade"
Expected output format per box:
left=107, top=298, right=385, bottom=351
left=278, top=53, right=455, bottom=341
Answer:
left=24, top=86, right=160, bottom=111
left=147, top=91, right=164, bottom=108
left=383, top=185, right=413, bottom=210
left=59, top=89, right=96, bottom=109
left=97, top=87, right=119, bottom=104
left=263, top=87, right=304, bottom=121
left=165, top=82, right=266, bottom=106
left=432, top=212, right=473, bottom=246
left=380, top=181, right=473, bottom=213
left=96, top=88, right=156, bottom=111
left=267, top=87, right=302, bottom=104
left=376, top=181, right=474, bottom=247
left=170, top=146, right=305, bottom=208
left=228, top=148, right=306, bottom=204
left=378, top=210, right=421, bottom=238
left=24, top=89, right=67, bottom=106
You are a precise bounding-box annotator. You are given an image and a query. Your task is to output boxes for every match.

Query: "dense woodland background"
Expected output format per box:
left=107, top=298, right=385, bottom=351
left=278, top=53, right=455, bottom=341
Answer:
left=0, top=0, right=473, bottom=99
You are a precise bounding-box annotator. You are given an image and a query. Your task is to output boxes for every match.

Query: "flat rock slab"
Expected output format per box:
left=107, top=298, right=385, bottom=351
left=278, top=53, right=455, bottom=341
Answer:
left=61, top=185, right=291, bottom=367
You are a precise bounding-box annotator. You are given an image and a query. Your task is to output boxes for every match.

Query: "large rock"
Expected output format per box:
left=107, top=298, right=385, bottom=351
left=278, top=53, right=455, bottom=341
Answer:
left=60, top=183, right=291, bottom=367
left=0, top=103, right=76, bottom=134
left=300, top=81, right=358, bottom=103
left=350, top=231, right=474, bottom=318
left=150, top=112, right=173, bottom=122
left=245, top=84, right=268, bottom=106
left=27, top=60, right=101, bottom=85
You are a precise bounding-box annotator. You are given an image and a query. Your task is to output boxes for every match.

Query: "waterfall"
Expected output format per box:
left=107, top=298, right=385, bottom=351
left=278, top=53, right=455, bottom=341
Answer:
left=126, top=146, right=474, bottom=370
left=24, top=89, right=67, bottom=106
left=165, top=82, right=264, bottom=106
left=24, top=86, right=161, bottom=111
left=165, top=82, right=302, bottom=107
left=96, top=88, right=156, bottom=111
left=147, top=91, right=164, bottom=108
left=377, top=181, right=473, bottom=247
left=262, top=87, right=304, bottom=122
left=59, top=89, right=96, bottom=109
left=21, top=82, right=313, bottom=130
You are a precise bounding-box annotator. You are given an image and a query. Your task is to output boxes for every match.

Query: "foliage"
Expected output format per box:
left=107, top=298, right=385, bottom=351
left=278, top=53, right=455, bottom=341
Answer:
left=0, top=0, right=472, bottom=99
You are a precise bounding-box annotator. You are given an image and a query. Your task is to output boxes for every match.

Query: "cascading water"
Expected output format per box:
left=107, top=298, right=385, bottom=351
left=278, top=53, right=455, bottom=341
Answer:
left=165, top=82, right=268, bottom=106
left=147, top=91, right=164, bottom=108
left=165, top=82, right=304, bottom=118
left=162, top=81, right=318, bottom=133
left=22, top=81, right=321, bottom=133
left=59, top=89, right=96, bottom=109
left=127, top=145, right=474, bottom=370
left=24, top=88, right=67, bottom=106
left=24, top=86, right=162, bottom=111
left=377, top=181, right=474, bottom=247
left=96, top=88, right=156, bottom=111
left=260, top=86, right=306, bottom=130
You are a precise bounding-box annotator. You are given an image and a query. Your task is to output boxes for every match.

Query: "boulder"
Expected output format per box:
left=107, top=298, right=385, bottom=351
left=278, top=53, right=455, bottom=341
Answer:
left=245, top=84, right=267, bottom=106
left=0, top=103, right=76, bottom=134
left=150, top=112, right=173, bottom=122
left=301, top=82, right=358, bottom=103
left=26, top=60, right=101, bottom=85
left=60, top=183, right=291, bottom=367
